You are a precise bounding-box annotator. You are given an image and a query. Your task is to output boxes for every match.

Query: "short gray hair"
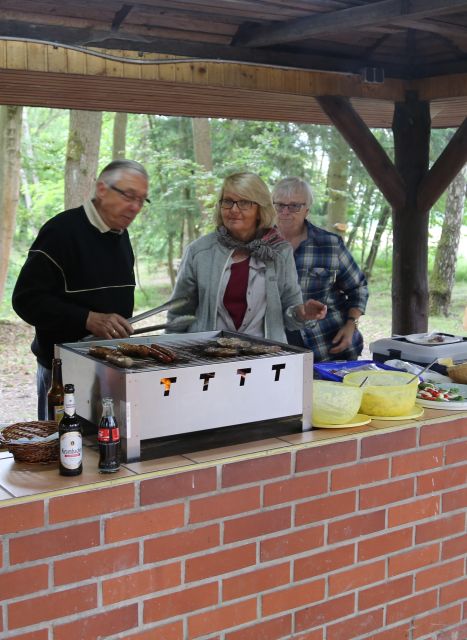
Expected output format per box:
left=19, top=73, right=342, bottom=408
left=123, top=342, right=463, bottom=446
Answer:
left=272, top=177, right=314, bottom=208
left=214, top=172, right=276, bottom=229
left=97, top=159, right=148, bottom=187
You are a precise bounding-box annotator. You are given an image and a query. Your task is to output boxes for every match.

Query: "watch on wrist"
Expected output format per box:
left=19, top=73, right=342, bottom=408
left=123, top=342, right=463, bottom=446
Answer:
left=347, top=317, right=359, bottom=328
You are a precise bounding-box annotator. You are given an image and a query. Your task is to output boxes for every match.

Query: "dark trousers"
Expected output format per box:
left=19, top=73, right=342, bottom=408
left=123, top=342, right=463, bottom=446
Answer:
left=36, top=363, right=52, bottom=420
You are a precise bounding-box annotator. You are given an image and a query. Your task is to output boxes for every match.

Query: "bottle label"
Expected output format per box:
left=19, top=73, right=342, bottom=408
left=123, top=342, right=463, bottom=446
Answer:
left=64, top=394, right=75, bottom=416
left=54, top=405, right=64, bottom=423
left=98, top=428, right=110, bottom=442
left=60, top=431, right=82, bottom=469
left=98, top=427, right=120, bottom=442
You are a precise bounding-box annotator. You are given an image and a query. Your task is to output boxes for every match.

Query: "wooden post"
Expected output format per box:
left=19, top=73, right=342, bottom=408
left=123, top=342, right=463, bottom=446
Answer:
left=392, top=92, right=431, bottom=334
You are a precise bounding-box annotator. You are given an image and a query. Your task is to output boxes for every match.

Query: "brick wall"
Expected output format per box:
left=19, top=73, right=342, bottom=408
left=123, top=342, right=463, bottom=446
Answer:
left=0, top=417, right=466, bottom=640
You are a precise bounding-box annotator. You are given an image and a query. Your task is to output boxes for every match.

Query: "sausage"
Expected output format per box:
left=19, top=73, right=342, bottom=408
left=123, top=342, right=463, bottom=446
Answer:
left=89, top=346, right=115, bottom=359
left=117, top=342, right=173, bottom=364
left=105, top=353, right=134, bottom=368
left=116, top=342, right=154, bottom=358
left=149, top=343, right=177, bottom=363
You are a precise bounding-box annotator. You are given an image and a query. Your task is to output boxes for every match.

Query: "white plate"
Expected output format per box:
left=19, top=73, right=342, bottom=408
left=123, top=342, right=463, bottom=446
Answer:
left=416, top=381, right=467, bottom=411
left=405, top=333, right=463, bottom=345
left=416, top=398, right=467, bottom=411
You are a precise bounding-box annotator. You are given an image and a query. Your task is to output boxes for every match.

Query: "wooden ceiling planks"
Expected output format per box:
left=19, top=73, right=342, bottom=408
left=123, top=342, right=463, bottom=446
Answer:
left=1, top=0, right=467, bottom=125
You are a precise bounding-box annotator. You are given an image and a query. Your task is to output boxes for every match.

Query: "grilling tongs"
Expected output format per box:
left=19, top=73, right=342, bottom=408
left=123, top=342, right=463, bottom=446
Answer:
left=81, top=295, right=192, bottom=341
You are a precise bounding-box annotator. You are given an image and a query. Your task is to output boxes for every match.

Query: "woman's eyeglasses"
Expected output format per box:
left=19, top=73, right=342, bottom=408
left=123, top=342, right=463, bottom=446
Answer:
left=220, top=198, right=257, bottom=211
left=109, top=185, right=151, bottom=206
left=274, top=202, right=305, bottom=213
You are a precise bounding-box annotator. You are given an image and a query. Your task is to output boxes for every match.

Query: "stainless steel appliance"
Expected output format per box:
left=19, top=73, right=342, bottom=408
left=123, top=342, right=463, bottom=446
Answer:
left=57, top=331, right=313, bottom=461
left=370, top=334, right=467, bottom=370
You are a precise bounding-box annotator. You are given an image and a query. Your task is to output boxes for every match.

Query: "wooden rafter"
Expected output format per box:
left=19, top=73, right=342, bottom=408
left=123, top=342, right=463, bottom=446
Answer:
left=237, top=0, right=467, bottom=48
left=418, top=117, right=467, bottom=211
left=316, top=95, right=406, bottom=210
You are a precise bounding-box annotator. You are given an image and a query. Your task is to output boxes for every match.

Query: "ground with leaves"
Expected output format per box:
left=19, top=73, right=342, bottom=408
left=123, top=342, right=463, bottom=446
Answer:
left=0, top=320, right=36, bottom=424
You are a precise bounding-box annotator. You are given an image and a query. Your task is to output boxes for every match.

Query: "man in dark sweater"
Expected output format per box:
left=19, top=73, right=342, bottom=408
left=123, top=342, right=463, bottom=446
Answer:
left=12, top=159, right=150, bottom=419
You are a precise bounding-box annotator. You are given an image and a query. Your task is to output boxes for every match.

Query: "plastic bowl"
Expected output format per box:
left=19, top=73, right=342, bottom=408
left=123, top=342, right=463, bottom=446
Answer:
left=447, top=362, right=467, bottom=384
left=312, top=380, right=363, bottom=425
left=342, top=370, right=418, bottom=417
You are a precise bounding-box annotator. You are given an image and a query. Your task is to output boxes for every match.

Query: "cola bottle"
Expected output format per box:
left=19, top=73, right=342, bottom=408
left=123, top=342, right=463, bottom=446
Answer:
left=98, top=397, right=121, bottom=473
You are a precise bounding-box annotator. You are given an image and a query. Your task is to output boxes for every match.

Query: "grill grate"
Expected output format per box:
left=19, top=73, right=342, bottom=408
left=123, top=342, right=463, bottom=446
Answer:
left=78, top=334, right=299, bottom=371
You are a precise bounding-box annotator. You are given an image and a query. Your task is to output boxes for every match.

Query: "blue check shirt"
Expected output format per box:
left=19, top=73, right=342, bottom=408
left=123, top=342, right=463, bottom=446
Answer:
left=291, top=220, right=369, bottom=362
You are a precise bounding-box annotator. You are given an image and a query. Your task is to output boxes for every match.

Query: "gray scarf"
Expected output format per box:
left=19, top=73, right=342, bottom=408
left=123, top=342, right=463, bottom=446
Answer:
left=216, top=225, right=288, bottom=261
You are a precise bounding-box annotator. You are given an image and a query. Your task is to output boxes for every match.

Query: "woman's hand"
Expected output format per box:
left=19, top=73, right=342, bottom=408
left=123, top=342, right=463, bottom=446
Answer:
left=296, top=299, right=327, bottom=321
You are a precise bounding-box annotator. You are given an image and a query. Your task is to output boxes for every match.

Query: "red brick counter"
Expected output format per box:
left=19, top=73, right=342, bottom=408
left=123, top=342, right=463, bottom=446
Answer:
left=0, top=415, right=466, bottom=640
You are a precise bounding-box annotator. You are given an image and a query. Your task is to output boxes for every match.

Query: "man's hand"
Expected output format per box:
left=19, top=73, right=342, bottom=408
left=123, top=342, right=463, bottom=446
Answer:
left=86, top=311, right=134, bottom=340
left=329, top=322, right=355, bottom=354
left=296, top=299, right=328, bottom=322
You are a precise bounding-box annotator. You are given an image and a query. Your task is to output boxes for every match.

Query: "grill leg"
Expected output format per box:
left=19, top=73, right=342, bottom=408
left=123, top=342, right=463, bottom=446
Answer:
left=302, top=351, right=314, bottom=431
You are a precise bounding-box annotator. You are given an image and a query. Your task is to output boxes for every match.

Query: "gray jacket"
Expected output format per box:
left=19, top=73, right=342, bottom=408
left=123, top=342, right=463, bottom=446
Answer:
left=167, top=232, right=304, bottom=342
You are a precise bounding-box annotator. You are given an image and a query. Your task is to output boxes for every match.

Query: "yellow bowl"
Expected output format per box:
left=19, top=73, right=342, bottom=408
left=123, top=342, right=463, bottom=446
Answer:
left=312, top=380, right=363, bottom=425
left=343, top=370, right=418, bottom=417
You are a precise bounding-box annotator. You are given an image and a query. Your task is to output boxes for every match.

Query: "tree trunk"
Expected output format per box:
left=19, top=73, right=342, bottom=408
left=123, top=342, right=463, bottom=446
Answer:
left=392, top=94, right=431, bottom=334
left=112, top=112, right=128, bottom=160
left=167, top=234, right=177, bottom=288
left=429, top=168, right=466, bottom=315
left=363, top=205, right=391, bottom=279
left=191, top=117, right=213, bottom=230
left=347, top=184, right=374, bottom=250
left=0, top=105, right=23, bottom=304
left=324, top=129, right=349, bottom=236
left=65, top=110, right=102, bottom=209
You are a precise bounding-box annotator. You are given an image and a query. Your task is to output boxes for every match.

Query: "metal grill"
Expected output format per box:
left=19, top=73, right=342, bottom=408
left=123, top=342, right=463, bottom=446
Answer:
left=57, top=331, right=313, bottom=461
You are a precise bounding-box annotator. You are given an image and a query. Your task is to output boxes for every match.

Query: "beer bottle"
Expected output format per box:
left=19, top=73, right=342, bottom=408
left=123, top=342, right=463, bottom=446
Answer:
left=98, top=397, right=121, bottom=473
left=59, top=383, right=83, bottom=476
left=47, top=358, right=64, bottom=423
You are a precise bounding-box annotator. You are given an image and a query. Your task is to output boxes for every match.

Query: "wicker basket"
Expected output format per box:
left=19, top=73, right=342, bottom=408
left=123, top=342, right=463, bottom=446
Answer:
left=0, top=421, right=59, bottom=464
left=447, top=363, right=467, bottom=385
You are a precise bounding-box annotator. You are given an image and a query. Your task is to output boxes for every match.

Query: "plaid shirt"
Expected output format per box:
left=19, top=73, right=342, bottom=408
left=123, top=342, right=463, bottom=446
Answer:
left=292, top=221, right=369, bottom=362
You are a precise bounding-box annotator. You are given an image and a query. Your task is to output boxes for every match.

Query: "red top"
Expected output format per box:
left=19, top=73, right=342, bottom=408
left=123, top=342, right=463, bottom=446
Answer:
left=223, top=258, right=250, bottom=329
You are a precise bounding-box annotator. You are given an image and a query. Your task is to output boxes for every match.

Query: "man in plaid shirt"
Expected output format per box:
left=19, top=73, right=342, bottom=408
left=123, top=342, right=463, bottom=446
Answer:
left=273, top=177, right=369, bottom=362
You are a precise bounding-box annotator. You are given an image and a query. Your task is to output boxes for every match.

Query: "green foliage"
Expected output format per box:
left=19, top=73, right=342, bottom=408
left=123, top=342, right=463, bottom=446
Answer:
left=3, top=106, right=467, bottom=323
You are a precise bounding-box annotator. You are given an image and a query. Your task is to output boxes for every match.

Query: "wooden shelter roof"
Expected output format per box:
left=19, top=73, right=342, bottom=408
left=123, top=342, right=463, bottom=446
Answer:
left=1, top=0, right=467, bottom=127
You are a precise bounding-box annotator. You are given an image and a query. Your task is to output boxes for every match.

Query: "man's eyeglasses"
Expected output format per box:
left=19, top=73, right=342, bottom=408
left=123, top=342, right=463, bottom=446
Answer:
left=109, top=185, right=151, bottom=207
left=274, top=202, right=306, bottom=213
left=220, top=198, right=257, bottom=211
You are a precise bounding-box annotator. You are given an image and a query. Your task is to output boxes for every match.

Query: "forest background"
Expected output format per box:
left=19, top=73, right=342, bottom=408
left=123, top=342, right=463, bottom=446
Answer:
left=0, top=107, right=466, bottom=423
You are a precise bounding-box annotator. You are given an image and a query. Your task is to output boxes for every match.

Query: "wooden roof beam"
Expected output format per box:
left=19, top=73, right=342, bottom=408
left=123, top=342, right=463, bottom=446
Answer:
left=316, top=95, right=406, bottom=210
left=111, top=4, right=134, bottom=32
left=417, top=117, right=467, bottom=211
left=0, top=19, right=408, bottom=77
left=236, top=0, right=467, bottom=48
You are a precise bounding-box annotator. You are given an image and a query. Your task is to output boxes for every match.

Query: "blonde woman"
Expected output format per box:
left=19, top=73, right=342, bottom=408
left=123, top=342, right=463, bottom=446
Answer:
left=167, top=172, right=326, bottom=341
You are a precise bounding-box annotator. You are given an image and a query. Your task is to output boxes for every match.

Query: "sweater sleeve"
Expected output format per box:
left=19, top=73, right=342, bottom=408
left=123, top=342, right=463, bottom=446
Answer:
left=166, top=243, right=199, bottom=331
left=12, top=232, right=90, bottom=335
